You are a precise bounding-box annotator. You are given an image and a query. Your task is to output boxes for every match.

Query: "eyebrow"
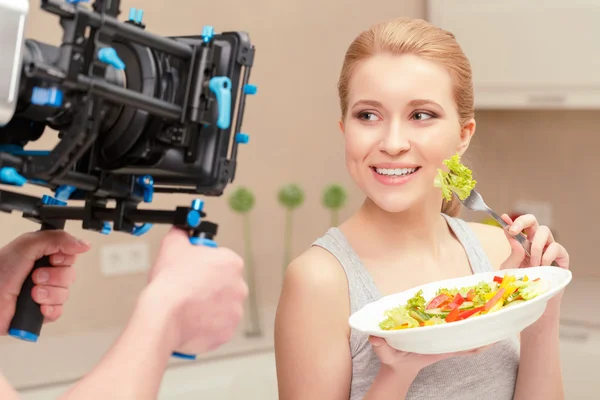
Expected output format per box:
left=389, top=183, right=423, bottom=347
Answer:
left=351, top=98, right=444, bottom=110
left=351, top=99, right=383, bottom=109
left=408, top=99, right=443, bottom=109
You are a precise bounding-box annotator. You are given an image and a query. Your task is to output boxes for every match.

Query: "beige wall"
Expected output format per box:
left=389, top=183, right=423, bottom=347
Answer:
left=0, top=0, right=592, bottom=363
left=1, top=0, right=426, bottom=341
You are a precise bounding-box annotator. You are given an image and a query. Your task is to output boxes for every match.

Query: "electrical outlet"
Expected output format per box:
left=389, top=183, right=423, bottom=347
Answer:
left=513, top=200, right=553, bottom=227
left=99, top=241, right=150, bottom=276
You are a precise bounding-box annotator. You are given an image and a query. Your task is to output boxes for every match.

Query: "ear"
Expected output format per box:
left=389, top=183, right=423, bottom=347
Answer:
left=456, top=118, right=476, bottom=155
left=338, top=119, right=346, bottom=136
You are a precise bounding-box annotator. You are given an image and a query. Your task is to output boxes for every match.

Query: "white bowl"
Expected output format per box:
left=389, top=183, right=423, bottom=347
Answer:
left=348, top=266, right=572, bottom=354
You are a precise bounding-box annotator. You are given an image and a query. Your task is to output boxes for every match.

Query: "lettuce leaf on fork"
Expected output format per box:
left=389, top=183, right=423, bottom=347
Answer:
left=433, top=154, right=477, bottom=201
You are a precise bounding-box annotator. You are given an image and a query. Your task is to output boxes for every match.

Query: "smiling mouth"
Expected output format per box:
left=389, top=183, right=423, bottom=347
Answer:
left=371, top=166, right=421, bottom=177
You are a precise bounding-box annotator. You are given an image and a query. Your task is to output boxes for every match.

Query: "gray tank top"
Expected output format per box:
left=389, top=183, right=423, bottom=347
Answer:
left=311, top=214, right=520, bottom=400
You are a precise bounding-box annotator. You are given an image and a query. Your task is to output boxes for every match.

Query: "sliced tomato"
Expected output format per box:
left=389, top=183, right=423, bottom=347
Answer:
left=484, top=288, right=506, bottom=312
left=442, top=293, right=465, bottom=311
left=445, top=306, right=460, bottom=322
left=466, top=289, right=476, bottom=301
left=457, top=306, right=485, bottom=320
left=426, top=293, right=450, bottom=310
left=493, top=276, right=504, bottom=283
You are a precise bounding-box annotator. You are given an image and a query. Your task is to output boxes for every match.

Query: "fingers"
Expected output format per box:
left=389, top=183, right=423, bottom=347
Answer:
left=508, top=213, right=539, bottom=238
left=500, top=217, right=526, bottom=269
left=49, top=253, right=77, bottom=267
left=42, top=305, right=64, bottom=323
left=541, top=242, right=570, bottom=269
left=33, top=266, right=76, bottom=287
left=32, top=285, right=69, bottom=305
left=529, top=225, right=553, bottom=266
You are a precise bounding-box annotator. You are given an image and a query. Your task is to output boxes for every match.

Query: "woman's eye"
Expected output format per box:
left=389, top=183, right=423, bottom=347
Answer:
left=358, top=112, right=379, bottom=121
left=412, top=112, right=434, bottom=121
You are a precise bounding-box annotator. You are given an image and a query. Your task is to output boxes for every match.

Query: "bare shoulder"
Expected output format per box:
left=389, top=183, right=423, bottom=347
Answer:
left=275, top=246, right=353, bottom=399
left=467, top=221, right=512, bottom=270
left=280, top=245, right=350, bottom=307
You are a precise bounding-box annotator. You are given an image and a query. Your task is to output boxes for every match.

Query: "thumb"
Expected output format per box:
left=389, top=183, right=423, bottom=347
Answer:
left=499, top=215, right=525, bottom=270
left=160, top=227, right=195, bottom=249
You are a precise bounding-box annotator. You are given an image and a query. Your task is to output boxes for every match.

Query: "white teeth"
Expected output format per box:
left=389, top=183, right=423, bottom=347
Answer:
left=375, top=167, right=418, bottom=176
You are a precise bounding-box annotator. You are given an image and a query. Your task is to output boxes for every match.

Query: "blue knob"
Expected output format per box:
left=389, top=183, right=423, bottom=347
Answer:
left=191, top=199, right=204, bottom=211
left=208, top=77, right=232, bottom=130
left=98, top=47, right=125, bottom=70
left=31, top=87, right=63, bottom=107
left=41, top=194, right=67, bottom=206
left=0, top=167, right=26, bottom=186
left=243, top=84, right=257, bottom=95
left=55, top=185, right=77, bottom=201
left=202, top=25, right=214, bottom=43
left=235, top=133, right=249, bottom=144
left=100, top=222, right=112, bottom=235
left=137, top=175, right=154, bottom=203
left=132, top=223, right=153, bottom=236
left=186, top=210, right=201, bottom=228
left=66, top=0, right=90, bottom=4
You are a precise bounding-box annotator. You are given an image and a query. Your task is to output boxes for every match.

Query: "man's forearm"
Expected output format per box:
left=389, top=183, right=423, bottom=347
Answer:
left=59, top=287, right=178, bottom=400
left=0, top=374, right=21, bottom=400
left=364, top=365, right=417, bottom=400
left=514, top=321, right=563, bottom=400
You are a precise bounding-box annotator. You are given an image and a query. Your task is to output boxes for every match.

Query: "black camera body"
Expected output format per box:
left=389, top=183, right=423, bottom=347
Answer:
left=0, top=0, right=256, bottom=351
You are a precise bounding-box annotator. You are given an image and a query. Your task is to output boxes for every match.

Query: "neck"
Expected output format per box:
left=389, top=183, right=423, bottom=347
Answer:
left=346, top=195, right=451, bottom=259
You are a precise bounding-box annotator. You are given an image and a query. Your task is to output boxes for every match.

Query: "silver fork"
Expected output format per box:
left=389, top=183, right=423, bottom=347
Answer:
left=455, top=189, right=559, bottom=267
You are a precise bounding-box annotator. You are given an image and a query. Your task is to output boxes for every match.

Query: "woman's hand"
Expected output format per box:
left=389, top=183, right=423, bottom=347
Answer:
left=369, top=336, right=491, bottom=373
left=499, top=213, right=570, bottom=326
left=0, top=230, right=91, bottom=334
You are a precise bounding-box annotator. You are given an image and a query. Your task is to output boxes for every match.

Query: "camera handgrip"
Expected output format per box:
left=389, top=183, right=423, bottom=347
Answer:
left=171, top=235, right=218, bottom=361
left=8, top=224, right=61, bottom=342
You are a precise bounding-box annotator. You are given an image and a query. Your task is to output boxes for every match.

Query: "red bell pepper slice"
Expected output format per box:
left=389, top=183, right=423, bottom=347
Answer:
left=426, top=293, right=450, bottom=310
left=493, top=276, right=504, bottom=284
left=466, top=289, right=476, bottom=301
left=442, top=293, right=465, bottom=311
left=457, top=306, right=484, bottom=320
left=445, top=306, right=460, bottom=322
left=484, top=288, right=506, bottom=312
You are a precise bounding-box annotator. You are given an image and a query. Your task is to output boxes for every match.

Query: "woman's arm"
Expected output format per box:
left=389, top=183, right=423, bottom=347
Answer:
left=514, top=316, right=563, bottom=400
left=275, top=247, right=353, bottom=400
left=275, top=247, right=430, bottom=400
left=470, top=218, right=567, bottom=400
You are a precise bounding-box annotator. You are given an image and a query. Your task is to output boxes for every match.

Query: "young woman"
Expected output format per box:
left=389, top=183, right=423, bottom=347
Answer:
left=274, top=17, right=569, bottom=400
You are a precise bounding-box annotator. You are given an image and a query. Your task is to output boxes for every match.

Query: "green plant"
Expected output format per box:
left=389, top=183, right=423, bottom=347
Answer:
left=228, top=187, right=261, bottom=336
left=322, top=184, right=347, bottom=226
left=277, top=183, right=305, bottom=273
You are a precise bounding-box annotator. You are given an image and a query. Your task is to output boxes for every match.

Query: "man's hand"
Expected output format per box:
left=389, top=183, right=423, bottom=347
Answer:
left=142, top=227, right=249, bottom=355
left=0, top=230, right=91, bottom=334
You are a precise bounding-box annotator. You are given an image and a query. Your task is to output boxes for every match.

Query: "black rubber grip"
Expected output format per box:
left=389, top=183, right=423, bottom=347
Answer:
left=9, top=223, right=63, bottom=342
left=8, top=256, right=50, bottom=342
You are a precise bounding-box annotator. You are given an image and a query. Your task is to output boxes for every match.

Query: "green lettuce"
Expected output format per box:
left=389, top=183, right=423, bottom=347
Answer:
left=378, top=306, right=420, bottom=330
left=433, top=153, right=477, bottom=201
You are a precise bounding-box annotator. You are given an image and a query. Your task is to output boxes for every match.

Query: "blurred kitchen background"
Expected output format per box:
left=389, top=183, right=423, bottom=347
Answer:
left=0, top=0, right=597, bottom=398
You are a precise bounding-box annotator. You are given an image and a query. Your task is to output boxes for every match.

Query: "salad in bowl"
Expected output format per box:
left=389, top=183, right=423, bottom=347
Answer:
left=379, top=273, right=549, bottom=331
left=349, top=267, right=572, bottom=354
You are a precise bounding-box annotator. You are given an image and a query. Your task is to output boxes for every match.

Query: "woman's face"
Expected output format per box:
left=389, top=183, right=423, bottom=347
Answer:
left=340, top=52, right=475, bottom=213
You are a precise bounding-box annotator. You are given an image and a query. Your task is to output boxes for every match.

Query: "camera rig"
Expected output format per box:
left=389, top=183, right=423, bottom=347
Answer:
left=0, top=0, right=256, bottom=358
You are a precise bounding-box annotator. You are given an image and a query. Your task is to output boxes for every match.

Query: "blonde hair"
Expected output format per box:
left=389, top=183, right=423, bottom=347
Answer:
left=337, top=17, right=474, bottom=217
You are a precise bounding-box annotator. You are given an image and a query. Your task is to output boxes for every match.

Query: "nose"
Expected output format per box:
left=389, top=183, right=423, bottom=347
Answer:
left=379, top=119, right=410, bottom=155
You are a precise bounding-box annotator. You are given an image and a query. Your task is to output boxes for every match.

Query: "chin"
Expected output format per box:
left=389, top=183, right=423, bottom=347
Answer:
left=367, top=191, right=418, bottom=214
